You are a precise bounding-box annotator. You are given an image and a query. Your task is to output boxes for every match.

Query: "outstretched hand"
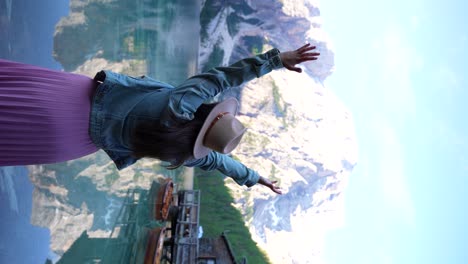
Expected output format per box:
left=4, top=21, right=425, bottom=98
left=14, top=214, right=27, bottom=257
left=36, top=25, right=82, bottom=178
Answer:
left=279, top=43, right=320, bottom=73
left=258, top=176, right=283, bottom=195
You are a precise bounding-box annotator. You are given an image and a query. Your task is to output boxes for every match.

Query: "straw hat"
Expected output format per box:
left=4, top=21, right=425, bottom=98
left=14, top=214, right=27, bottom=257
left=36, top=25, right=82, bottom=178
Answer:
left=193, top=98, right=247, bottom=159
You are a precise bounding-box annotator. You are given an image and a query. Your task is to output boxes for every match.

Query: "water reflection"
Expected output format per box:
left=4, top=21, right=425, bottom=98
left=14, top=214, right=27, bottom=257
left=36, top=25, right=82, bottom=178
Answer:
left=1, top=0, right=201, bottom=263
left=53, top=0, right=200, bottom=84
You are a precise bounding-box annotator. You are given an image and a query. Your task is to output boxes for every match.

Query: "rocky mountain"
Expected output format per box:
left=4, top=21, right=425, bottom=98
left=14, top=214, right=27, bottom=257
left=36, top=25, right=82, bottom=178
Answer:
left=229, top=71, right=355, bottom=263
left=27, top=152, right=175, bottom=255
left=30, top=0, right=358, bottom=262
left=198, top=1, right=357, bottom=262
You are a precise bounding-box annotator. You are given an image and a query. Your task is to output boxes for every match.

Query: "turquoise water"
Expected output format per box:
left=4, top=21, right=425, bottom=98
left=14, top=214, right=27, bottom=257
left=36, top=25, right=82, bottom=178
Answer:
left=0, top=0, right=201, bottom=263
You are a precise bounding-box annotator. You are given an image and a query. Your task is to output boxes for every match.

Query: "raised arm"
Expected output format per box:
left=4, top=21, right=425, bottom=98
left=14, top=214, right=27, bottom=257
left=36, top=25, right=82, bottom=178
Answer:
left=184, top=152, right=260, bottom=187
left=161, top=48, right=283, bottom=124
left=184, top=152, right=282, bottom=195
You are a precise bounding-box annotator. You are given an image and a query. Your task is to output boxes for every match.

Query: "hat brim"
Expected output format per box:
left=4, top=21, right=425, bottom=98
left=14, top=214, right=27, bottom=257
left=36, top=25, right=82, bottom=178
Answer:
left=193, top=98, right=239, bottom=159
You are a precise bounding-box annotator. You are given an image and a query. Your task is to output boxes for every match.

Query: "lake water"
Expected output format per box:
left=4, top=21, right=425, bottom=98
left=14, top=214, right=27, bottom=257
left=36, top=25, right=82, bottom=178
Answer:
left=0, top=0, right=201, bottom=262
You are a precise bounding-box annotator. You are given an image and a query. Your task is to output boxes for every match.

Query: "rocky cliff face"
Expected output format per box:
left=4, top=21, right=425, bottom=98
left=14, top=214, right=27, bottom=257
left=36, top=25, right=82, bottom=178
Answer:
left=199, top=0, right=357, bottom=263
left=28, top=152, right=175, bottom=254
left=28, top=164, right=94, bottom=255
left=199, top=0, right=334, bottom=81
left=32, top=0, right=357, bottom=262
left=230, top=72, right=355, bottom=263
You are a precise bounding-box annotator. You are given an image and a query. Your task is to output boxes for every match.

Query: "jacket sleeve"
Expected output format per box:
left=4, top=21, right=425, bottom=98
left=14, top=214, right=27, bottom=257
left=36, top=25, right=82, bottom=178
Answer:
left=161, top=48, right=283, bottom=125
left=184, top=151, right=260, bottom=187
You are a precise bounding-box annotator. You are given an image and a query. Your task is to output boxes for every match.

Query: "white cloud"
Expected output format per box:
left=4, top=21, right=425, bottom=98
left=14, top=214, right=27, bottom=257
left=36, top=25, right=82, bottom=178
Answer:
left=367, top=26, right=423, bottom=122
left=371, top=117, right=416, bottom=225
left=347, top=26, right=419, bottom=225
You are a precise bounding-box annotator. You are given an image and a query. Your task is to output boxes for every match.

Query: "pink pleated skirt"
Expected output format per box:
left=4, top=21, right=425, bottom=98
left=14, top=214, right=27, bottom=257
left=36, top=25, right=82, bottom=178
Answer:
left=0, top=59, right=98, bottom=166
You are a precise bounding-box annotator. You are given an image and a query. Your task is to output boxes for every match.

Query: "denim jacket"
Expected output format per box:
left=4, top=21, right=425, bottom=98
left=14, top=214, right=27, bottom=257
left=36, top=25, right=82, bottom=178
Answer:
left=89, top=48, right=283, bottom=187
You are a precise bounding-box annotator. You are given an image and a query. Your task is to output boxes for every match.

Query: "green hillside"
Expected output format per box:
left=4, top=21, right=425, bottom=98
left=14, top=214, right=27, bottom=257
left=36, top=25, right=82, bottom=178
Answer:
left=194, top=168, right=271, bottom=264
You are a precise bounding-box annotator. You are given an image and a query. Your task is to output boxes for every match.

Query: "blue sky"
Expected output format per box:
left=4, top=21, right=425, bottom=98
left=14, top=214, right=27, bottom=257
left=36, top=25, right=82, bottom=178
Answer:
left=319, top=0, right=468, bottom=263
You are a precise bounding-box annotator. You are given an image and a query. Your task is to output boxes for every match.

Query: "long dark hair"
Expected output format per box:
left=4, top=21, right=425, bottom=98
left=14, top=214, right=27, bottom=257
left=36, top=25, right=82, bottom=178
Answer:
left=131, top=103, right=216, bottom=169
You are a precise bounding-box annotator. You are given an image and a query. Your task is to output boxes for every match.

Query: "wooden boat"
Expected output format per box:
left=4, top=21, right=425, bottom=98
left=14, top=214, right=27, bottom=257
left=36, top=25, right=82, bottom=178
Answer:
left=155, top=179, right=174, bottom=221
left=144, top=227, right=166, bottom=264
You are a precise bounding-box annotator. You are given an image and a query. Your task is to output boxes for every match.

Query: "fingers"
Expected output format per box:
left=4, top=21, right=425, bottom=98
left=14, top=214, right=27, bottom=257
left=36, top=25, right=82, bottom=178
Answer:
left=270, top=181, right=283, bottom=195
left=302, top=52, right=320, bottom=57
left=296, top=52, right=319, bottom=64
left=293, top=67, right=302, bottom=73
left=284, top=64, right=302, bottom=73
left=273, top=188, right=283, bottom=195
left=298, top=56, right=319, bottom=63
left=272, top=186, right=282, bottom=194
left=297, top=43, right=316, bottom=54
left=283, top=46, right=319, bottom=73
left=299, top=52, right=320, bottom=60
left=297, top=43, right=311, bottom=52
left=297, top=44, right=320, bottom=63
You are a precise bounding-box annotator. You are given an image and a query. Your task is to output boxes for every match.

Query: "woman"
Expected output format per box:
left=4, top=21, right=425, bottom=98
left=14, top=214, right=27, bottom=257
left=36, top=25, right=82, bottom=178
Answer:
left=0, top=43, right=319, bottom=194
